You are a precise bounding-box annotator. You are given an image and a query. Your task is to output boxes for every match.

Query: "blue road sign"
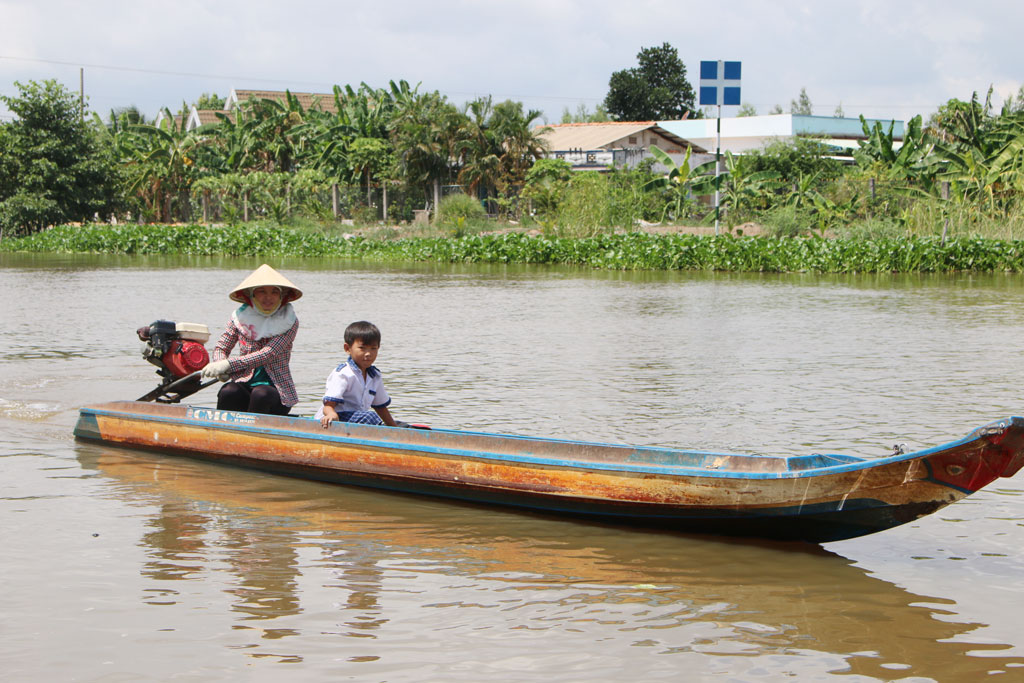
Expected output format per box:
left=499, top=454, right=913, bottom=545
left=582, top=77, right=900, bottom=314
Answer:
left=699, top=61, right=741, bottom=106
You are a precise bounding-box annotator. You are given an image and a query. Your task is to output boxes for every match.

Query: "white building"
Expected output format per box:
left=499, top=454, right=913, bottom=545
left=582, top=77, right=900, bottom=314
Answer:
left=659, top=114, right=905, bottom=157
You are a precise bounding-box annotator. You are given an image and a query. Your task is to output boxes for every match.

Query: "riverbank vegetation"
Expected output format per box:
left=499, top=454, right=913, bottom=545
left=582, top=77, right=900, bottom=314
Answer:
left=3, top=44, right=1024, bottom=262
left=7, top=222, right=1024, bottom=273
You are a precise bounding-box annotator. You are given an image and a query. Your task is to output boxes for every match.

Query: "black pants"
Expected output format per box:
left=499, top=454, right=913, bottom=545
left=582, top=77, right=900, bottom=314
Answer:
left=216, top=382, right=291, bottom=416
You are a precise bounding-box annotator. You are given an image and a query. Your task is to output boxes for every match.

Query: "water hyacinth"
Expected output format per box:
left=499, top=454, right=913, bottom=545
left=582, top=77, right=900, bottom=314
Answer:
left=5, top=224, right=1024, bottom=273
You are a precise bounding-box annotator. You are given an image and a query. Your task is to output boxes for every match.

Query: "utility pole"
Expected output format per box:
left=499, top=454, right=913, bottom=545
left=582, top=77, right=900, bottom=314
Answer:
left=79, top=68, right=84, bottom=121
left=714, top=105, right=721, bottom=234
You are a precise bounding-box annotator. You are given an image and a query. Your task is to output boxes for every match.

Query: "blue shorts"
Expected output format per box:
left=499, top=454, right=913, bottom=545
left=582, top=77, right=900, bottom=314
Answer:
left=338, top=410, right=383, bottom=425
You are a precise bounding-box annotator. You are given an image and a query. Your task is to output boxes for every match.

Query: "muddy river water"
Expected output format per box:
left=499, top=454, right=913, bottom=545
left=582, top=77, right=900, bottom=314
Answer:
left=2, top=253, right=1023, bottom=681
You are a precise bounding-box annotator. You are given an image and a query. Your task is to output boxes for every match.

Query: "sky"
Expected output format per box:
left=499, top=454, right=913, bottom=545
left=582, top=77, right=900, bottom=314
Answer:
left=2, top=0, right=1023, bottom=125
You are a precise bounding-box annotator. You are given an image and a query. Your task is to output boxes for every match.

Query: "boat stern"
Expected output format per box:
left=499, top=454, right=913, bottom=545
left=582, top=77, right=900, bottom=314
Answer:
left=73, top=409, right=102, bottom=441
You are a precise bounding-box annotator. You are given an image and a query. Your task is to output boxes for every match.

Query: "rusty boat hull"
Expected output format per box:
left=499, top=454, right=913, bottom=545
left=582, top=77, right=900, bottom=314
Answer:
left=73, top=401, right=1024, bottom=543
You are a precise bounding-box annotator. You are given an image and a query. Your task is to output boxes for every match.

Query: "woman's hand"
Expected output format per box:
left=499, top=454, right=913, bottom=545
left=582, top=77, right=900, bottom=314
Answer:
left=201, top=359, right=231, bottom=380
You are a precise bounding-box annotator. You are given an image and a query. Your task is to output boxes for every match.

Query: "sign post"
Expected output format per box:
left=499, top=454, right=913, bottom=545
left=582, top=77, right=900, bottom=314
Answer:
left=699, top=60, right=741, bottom=234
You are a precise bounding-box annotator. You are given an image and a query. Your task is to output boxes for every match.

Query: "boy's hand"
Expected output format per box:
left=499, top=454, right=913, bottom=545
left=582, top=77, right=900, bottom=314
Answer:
left=320, top=403, right=338, bottom=429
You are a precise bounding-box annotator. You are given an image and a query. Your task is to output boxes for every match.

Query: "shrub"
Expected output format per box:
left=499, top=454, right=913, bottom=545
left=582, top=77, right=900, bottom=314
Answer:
left=761, top=204, right=815, bottom=237
left=351, top=204, right=380, bottom=227
left=435, top=193, right=488, bottom=236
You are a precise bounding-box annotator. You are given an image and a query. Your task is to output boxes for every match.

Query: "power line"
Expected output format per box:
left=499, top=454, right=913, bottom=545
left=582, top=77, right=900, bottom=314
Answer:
left=0, top=54, right=335, bottom=89
left=0, top=54, right=947, bottom=115
left=0, top=55, right=602, bottom=108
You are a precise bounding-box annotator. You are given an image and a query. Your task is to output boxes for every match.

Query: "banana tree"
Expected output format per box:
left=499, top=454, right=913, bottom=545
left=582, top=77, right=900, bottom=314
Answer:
left=241, top=90, right=318, bottom=173
left=644, top=145, right=716, bottom=222
left=125, top=109, right=207, bottom=221
left=719, top=151, right=783, bottom=216
left=854, top=114, right=936, bottom=184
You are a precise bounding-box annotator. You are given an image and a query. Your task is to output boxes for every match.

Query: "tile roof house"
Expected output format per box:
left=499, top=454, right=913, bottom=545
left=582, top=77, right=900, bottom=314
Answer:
left=224, top=89, right=338, bottom=114
left=188, top=108, right=233, bottom=128
left=152, top=110, right=184, bottom=131
left=154, top=107, right=235, bottom=131
left=535, top=121, right=710, bottom=173
left=156, top=88, right=336, bottom=131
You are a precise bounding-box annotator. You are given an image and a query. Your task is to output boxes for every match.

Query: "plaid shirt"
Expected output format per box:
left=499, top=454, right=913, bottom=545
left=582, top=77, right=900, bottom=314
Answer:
left=212, top=316, right=299, bottom=407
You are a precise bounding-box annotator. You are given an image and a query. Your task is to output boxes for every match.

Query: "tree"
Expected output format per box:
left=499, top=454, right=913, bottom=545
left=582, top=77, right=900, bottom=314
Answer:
left=109, top=105, right=149, bottom=126
left=643, top=146, right=717, bottom=222
left=736, top=138, right=843, bottom=188
left=489, top=99, right=549, bottom=191
left=454, top=97, right=548, bottom=202
left=719, top=151, right=784, bottom=216
left=456, top=96, right=502, bottom=198
left=126, top=107, right=207, bottom=222
left=245, top=91, right=315, bottom=173
left=195, top=92, right=225, bottom=110
left=521, top=158, right=572, bottom=219
left=349, top=136, right=395, bottom=204
left=560, top=103, right=609, bottom=123
left=389, top=90, right=464, bottom=204
left=925, top=91, right=1024, bottom=212
left=790, top=88, right=813, bottom=115
left=0, top=80, right=121, bottom=236
left=737, top=103, right=758, bottom=117
left=1002, top=85, right=1024, bottom=114
left=926, top=92, right=991, bottom=146
left=604, top=43, right=699, bottom=121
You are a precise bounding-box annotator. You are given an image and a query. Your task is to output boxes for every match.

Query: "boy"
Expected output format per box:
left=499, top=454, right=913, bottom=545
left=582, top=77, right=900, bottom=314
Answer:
left=316, top=321, right=398, bottom=428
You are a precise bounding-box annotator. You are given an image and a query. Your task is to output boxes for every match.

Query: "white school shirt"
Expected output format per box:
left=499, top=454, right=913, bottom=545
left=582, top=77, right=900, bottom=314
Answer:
left=314, top=357, right=391, bottom=420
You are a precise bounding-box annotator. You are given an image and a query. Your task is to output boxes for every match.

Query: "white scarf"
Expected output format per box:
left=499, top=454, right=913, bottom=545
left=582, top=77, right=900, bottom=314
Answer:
left=232, top=303, right=296, bottom=341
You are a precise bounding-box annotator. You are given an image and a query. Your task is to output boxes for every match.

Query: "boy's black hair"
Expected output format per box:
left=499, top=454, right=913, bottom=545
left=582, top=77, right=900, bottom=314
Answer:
left=344, top=320, right=381, bottom=346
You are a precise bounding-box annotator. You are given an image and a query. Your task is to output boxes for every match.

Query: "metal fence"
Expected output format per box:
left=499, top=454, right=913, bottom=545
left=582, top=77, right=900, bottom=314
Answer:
left=148, top=182, right=524, bottom=226
left=148, top=176, right=967, bottom=227
left=178, top=184, right=437, bottom=226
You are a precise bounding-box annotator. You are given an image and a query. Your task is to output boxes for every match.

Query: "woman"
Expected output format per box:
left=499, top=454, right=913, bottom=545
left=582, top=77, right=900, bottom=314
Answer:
left=201, top=264, right=301, bottom=415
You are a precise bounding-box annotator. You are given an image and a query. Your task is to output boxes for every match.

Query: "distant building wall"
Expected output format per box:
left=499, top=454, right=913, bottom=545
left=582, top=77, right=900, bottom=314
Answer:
left=659, top=114, right=905, bottom=155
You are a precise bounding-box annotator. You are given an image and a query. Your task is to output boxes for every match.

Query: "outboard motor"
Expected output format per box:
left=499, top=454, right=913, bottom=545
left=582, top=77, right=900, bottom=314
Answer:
left=136, top=320, right=215, bottom=403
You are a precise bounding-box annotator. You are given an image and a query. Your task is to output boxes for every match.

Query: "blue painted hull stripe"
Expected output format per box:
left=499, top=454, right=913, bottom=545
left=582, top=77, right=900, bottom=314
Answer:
left=77, top=405, right=1002, bottom=484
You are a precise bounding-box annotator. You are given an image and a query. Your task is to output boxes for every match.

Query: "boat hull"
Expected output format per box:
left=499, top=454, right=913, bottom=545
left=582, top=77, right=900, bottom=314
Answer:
left=74, top=402, right=1024, bottom=543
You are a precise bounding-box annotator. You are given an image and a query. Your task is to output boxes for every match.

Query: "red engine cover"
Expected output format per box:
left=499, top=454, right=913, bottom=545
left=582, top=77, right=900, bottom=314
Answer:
left=163, top=340, right=210, bottom=378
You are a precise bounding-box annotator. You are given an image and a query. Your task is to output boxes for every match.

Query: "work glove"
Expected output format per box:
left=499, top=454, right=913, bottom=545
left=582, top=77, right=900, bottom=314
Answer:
left=201, top=359, right=231, bottom=380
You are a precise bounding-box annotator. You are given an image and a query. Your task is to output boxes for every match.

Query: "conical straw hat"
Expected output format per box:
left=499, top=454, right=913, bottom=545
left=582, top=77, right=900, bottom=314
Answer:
left=229, top=264, right=302, bottom=303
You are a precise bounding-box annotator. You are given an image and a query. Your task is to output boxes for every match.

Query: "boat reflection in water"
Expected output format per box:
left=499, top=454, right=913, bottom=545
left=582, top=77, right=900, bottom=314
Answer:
left=78, top=443, right=1024, bottom=679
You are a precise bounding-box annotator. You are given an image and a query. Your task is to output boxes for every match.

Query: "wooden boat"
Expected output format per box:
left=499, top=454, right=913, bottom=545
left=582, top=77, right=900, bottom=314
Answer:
left=74, top=400, right=1024, bottom=543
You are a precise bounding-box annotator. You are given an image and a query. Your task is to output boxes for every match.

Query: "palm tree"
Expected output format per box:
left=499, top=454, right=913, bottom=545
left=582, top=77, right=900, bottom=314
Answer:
left=389, top=90, right=464, bottom=207
left=456, top=97, right=501, bottom=199
left=456, top=98, right=549, bottom=207
left=490, top=100, right=549, bottom=191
